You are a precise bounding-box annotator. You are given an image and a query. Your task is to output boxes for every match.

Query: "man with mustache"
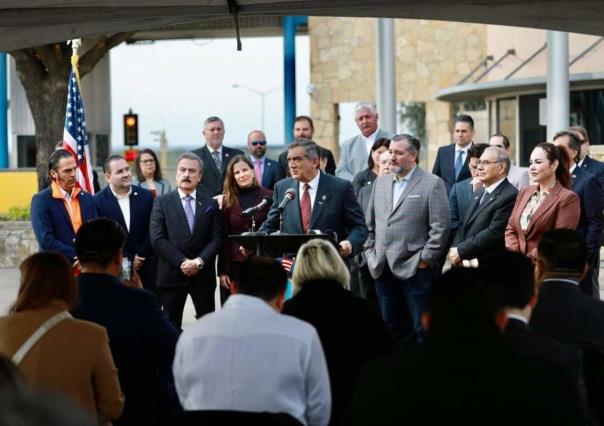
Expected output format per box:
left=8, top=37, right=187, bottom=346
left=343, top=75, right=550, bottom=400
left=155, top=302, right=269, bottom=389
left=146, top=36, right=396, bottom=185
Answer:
left=94, top=155, right=155, bottom=289
left=150, top=152, right=222, bottom=328
left=30, top=149, right=97, bottom=265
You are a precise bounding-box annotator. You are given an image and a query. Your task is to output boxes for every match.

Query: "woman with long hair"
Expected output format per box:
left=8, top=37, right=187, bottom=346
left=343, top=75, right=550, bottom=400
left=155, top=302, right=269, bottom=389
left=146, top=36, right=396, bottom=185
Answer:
left=218, top=155, right=273, bottom=292
left=0, top=252, right=124, bottom=424
left=134, top=148, right=171, bottom=197
left=351, top=138, right=391, bottom=194
left=505, top=142, right=580, bottom=261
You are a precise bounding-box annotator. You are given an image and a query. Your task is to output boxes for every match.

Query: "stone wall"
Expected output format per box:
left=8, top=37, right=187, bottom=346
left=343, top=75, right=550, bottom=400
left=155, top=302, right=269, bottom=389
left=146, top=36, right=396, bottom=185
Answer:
left=309, top=17, right=487, bottom=168
left=0, top=222, right=37, bottom=268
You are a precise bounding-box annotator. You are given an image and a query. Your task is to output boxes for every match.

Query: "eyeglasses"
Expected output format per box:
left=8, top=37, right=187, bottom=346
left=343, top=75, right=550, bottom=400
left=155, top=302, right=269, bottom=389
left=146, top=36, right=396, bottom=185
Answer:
left=141, top=159, right=155, bottom=164
left=476, top=160, right=503, bottom=166
left=251, top=141, right=267, bottom=146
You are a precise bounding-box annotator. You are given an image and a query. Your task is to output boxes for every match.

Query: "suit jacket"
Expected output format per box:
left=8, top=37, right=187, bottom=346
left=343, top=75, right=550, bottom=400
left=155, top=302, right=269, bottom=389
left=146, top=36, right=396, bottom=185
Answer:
left=192, top=145, right=244, bottom=196
left=136, top=178, right=172, bottom=196
left=365, top=167, right=450, bottom=280
left=278, top=145, right=336, bottom=177
left=507, top=165, right=530, bottom=190
left=218, top=186, right=273, bottom=275
left=572, top=167, right=604, bottom=264
left=94, top=185, right=154, bottom=259
left=454, top=179, right=518, bottom=261
left=352, top=168, right=377, bottom=195
left=30, top=186, right=97, bottom=263
left=73, top=273, right=180, bottom=426
left=581, top=155, right=604, bottom=189
left=432, top=143, right=473, bottom=195
left=150, top=189, right=222, bottom=287
left=250, top=155, right=283, bottom=190
left=336, top=129, right=392, bottom=181
left=282, top=279, right=399, bottom=425
left=0, top=301, right=124, bottom=422
left=258, top=172, right=368, bottom=255
left=505, top=182, right=580, bottom=260
left=448, top=177, right=473, bottom=241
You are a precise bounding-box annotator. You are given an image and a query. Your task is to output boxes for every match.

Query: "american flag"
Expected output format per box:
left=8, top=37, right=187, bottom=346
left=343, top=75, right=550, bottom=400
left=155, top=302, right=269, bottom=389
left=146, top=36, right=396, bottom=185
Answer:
left=63, top=63, right=94, bottom=194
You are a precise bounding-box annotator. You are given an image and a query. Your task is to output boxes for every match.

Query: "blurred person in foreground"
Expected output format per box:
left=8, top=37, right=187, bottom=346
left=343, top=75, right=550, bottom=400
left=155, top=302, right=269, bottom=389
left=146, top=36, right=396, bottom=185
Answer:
left=283, top=239, right=399, bottom=425
left=505, top=142, right=580, bottom=261
left=218, top=155, right=272, bottom=297
left=174, top=256, right=331, bottom=426
left=134, top=148, right=172, bottom=197
left=344, top=267, right=586, bottom=426
left=72, top=218, right=180, bottom=426
left=0, top=252, right=123, bottom=424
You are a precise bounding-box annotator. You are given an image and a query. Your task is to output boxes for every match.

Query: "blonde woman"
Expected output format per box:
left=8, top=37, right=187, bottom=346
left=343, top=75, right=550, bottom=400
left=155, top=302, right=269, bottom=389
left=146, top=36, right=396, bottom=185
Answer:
left=283, top=239, right=399, bottom=425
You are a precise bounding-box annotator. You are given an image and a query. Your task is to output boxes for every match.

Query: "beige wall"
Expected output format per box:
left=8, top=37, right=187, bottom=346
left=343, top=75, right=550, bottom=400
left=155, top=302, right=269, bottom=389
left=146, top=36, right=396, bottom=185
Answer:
left=309, top=17, right=487, bottom=169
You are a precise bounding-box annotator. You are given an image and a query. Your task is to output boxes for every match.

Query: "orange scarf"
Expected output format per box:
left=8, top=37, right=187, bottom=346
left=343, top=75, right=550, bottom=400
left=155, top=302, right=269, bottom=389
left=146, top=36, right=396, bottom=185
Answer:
left=51, top=181, right=83, bottom=233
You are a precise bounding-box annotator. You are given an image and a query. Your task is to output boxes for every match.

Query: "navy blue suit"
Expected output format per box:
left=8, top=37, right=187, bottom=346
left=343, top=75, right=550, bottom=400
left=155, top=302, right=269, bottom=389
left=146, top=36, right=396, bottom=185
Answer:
left=191, top=145, right=244, bottom=196
left=572, top=167, right=604, bottom=264
left=448, top=178, right=473, bottom=241
left=581, top=155, right=604, bottom=189
left=432, top=144, right=472, bottom=195
left=94, top=185, right=154, bottom=259
left=252, top=156, right=284, bottom=190
left=258, top=172, right=368, bottom=255
left=30, top=186, right=97, bottom=263
left=73, top=273, right=180, bottom=426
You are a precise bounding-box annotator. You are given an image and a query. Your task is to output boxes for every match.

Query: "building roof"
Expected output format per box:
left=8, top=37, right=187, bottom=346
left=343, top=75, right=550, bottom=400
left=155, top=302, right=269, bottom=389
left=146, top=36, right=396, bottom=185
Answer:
left=1, top=0, right=604, bottom=50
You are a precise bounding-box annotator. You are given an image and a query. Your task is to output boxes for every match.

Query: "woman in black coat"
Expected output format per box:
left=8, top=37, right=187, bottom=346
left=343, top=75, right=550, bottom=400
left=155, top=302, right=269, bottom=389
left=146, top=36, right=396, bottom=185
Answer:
left=283, top=239, right=399, bottom=425
left=351, top=137, right=390, bottom=195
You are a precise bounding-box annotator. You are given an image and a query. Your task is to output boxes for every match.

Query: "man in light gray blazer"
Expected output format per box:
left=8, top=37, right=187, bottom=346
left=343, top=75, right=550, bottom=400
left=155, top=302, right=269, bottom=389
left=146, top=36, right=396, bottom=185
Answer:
left=336, top=102, right=392, bottom=181
left=365, top=134, right=450, bottom=343
left=489, top=134, right=529, bottom=190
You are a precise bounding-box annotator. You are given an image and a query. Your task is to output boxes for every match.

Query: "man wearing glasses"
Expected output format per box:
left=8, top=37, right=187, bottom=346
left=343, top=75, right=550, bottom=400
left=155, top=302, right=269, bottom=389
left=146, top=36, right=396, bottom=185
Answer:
left=247, top=130, right=284, bottom=190
left=448, top=147, right=518, bottom=267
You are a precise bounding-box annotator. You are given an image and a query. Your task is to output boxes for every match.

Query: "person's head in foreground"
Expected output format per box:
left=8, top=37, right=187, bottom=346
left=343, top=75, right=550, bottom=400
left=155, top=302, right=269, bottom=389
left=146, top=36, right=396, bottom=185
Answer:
left=292, top=238, right=351, bottom=294
left=535, top=228, right=588, bottom=283
left=232, top=257, right=288, bottom=311
left=75, top=218, right=126, bottom=276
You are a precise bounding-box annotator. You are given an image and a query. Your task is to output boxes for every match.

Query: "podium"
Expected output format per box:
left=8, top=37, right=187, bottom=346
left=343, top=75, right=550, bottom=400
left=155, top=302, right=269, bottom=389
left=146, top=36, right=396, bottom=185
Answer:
left=229, top=234, right=337, bottom=257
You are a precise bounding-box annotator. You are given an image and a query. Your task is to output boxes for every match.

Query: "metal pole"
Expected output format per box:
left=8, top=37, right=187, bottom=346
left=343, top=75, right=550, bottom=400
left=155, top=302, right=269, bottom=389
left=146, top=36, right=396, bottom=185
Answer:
left=546, top=31, right=569, bottom=141
left=376, top=18, right=397, bottom=134
left=283, top=16, right=307, bottom=143
left=261, top=93, right=265, bottom=131
left=0, top=54, right=8, bottom=168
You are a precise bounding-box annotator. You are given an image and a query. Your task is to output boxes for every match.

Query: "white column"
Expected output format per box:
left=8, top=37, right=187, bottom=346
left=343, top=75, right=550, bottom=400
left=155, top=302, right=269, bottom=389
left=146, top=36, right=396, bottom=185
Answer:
left=546, top=31, right=569, bottom=141
left=376, top=18, right=397, bottom=135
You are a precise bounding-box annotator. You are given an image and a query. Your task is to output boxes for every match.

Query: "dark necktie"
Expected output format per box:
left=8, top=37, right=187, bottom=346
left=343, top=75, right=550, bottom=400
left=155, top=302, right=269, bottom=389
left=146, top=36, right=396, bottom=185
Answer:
left=479, top=190, right=487, bottom=205
left=212, top=151, right=222, bottom=171
left=301, top=184, right=311, bottom=234
left=454, top=150, right=464, bottom=179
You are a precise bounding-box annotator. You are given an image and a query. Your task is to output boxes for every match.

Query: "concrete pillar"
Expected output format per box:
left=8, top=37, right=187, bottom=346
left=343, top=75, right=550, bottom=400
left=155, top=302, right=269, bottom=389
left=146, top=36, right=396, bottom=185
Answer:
left=546, top=31, right=569, bottom=141
left=376, top=18, right=397, bottom=135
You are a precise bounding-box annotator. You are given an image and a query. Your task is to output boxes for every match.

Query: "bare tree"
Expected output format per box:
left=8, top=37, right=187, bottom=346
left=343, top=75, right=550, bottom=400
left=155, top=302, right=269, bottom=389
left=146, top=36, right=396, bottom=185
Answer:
left=10, top=33, right=133, bottom=189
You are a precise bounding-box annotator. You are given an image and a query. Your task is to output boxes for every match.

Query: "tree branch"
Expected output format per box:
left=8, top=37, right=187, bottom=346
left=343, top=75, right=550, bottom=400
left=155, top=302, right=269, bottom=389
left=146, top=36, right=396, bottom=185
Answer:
left=79, top=32, right=135, bottom=77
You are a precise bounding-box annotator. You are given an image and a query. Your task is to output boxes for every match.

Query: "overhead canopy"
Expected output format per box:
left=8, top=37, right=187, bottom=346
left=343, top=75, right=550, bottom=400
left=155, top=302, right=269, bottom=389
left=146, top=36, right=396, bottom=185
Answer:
left=1, top=0, right=604, bottom=51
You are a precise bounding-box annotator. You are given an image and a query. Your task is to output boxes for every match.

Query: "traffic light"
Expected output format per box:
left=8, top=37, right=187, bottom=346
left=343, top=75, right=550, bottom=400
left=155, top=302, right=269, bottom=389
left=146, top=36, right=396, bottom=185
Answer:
left=123, top=110, right=138, bottom=146
left=124, top=148, right=138, bottom=163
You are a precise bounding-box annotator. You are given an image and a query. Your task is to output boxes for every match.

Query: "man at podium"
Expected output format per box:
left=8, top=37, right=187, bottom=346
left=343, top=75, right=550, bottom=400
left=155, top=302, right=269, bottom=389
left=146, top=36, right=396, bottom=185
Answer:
left=258, top=139, right=368, bottom=258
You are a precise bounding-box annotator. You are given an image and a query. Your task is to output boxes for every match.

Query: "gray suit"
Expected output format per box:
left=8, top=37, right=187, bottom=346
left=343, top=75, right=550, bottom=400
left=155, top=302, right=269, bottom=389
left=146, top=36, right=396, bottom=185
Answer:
left=507, top=165, right=530, bottom=190
left=365, top=167, right=449, bottom=342
left=336, top=129, right=392, bottom=181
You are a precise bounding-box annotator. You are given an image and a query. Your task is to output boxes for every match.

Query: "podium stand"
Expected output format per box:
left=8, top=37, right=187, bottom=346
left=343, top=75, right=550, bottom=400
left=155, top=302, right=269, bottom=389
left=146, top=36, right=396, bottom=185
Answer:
left=229, top=234, right=336, bottom=257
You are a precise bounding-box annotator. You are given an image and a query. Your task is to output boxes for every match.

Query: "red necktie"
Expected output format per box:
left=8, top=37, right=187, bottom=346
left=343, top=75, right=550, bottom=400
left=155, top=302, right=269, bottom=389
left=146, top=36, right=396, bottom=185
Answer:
left=301, top=183, right=311, bottom=234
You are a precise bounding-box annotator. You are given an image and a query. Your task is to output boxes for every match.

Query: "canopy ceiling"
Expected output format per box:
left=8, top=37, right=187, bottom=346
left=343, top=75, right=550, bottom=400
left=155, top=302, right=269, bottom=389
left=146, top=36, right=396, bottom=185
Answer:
left=2, top=0, right=603, bottom=51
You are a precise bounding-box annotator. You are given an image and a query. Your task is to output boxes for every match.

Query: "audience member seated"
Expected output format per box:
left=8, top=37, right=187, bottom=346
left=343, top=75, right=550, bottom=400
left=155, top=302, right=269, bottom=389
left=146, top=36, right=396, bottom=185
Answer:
left=344, top=268, right=586, bottom=425
left=0, top=252, right=124, bottom=424
left=173, top=257, right=331, bottom=426
left=505, top=143, right=580, bottom=261
left=480, top=250, right=583, bottom=394
left=72, top=218, right=181, bottom=426
left=283, top=239, right=399, bottom=425
left=531, top=229, right=604, bottom=422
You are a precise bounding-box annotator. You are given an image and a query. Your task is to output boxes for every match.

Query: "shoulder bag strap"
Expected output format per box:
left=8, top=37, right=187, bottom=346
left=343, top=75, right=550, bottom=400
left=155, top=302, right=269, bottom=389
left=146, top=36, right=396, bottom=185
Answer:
left=12, top=311, right=72, bottom=365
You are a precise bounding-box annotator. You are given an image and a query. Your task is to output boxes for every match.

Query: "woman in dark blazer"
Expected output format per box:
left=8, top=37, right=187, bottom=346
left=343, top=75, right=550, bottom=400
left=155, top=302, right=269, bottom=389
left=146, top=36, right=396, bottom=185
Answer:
left=505, top=142, right=580, bottom=261
left=283, top=239, right=399, bottom=425
left=351, top=137, right=390, bottom=194
left=134, top=148, right=171, bottom=197
left=218, top=155, right=272, bottom=291
left=0, top=252, right=124, bottom=424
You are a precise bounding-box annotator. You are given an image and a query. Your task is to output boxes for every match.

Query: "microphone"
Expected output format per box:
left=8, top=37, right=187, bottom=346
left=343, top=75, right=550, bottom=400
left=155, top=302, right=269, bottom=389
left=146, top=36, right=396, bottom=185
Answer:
left=278, top=188, right=296, bottom=211
left=242, top=196, right=273, bottom=217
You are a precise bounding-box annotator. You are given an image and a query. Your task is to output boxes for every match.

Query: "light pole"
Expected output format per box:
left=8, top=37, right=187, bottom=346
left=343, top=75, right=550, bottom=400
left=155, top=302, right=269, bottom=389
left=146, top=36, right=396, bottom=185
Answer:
left=232, top=83, right=281, bottom=131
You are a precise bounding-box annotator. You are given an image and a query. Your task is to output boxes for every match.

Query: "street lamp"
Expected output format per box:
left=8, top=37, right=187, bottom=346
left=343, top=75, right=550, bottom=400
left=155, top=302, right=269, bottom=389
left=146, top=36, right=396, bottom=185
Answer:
left=232, top=83, right=281, bottom=131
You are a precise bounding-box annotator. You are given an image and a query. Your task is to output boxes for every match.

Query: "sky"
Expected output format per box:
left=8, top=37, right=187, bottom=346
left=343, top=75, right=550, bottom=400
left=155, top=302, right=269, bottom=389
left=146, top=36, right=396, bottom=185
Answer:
left=110, top=36, right=311, bottom=150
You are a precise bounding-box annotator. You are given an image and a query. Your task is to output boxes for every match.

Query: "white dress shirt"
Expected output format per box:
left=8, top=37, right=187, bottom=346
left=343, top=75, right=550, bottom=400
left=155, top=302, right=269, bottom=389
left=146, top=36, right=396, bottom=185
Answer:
left=363, top=128, right=380, bottom=154
left=454, top=143, right=471, bottom=168
left=173, top=294, right=331, bottom=426
left=110, top=186, right=132, bottom=231
left=299, top=171, right=321, bottom=211
left=178, top=188, right=197, bottom=216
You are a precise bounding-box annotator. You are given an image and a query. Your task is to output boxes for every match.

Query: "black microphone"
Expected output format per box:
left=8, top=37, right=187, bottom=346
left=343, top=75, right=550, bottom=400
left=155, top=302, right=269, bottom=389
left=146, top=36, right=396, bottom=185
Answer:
left=242, top=196, right=273, bottom=217
left=278, top=188, right=296, bottom=211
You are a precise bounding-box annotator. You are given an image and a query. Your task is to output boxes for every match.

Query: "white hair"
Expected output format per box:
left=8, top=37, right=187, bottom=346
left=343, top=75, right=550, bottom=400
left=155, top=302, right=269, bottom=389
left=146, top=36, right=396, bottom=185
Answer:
left=354, top=102, right=377, bottom=115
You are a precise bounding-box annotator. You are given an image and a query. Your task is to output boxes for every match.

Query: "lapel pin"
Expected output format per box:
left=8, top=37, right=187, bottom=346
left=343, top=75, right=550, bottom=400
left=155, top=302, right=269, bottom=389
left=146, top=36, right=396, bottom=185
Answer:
left=134, top=192, right=138, bottom=196
left=322, top=195, right=326, bottom=201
